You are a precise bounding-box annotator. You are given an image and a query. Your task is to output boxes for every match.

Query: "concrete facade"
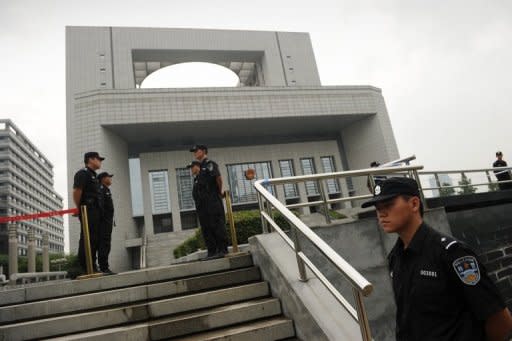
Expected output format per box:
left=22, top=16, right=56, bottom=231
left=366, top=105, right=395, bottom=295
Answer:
left=66, top=26, right=399, bottom=271
left=0, top=120, right=64, bottom=255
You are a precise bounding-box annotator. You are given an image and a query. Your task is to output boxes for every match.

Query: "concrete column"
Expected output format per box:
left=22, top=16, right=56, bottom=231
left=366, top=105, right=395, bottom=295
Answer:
left=8, top=224, right=18, bottom=278
left=168, top=168, right=182, bottom=232
left=42, top=232, right=49, bottom=272
left=27, top=228, right=36, bottom=273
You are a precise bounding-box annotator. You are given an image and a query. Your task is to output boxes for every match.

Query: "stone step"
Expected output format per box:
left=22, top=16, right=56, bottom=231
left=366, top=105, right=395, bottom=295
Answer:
left=170, top=317, right=295, bottom=340
left=0, top=253, right=253, bottom=307
left=0, top=267, right=261, bottom=324
left=0, top=282, right=271, bottom=341
left=150, top=298, right=282, bottom=340
left=42, top=298, right=282, bottom=341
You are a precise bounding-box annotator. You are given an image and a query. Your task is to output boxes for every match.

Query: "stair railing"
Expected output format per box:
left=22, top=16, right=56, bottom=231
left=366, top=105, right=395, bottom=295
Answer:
left=254, top=164, right=424, bottom=341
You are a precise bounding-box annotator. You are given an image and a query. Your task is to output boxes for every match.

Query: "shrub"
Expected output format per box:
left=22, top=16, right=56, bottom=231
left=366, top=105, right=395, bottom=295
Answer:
left=173, top=209, right=296, bottom=259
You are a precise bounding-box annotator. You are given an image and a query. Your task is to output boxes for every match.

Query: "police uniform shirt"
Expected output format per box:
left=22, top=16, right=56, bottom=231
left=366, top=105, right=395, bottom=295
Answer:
left=73, top=167, right=100, bottom=207
left=192, top=159, right=222, bottom=211
left=493, top=159, right=511, bottom=180
left=388, top=223, right=505, bottom=341
left=100, top=185, right=114, bottom=220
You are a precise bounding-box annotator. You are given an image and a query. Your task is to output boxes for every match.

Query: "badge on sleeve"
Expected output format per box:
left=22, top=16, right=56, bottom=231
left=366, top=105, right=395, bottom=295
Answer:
left=452, top=256, right=480, bottom=285
left=207, top=162, right=214, bottom=171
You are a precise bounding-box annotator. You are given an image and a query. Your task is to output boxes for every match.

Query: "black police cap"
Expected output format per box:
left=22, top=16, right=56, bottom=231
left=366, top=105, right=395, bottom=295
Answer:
left=189, top=144, right=208, bottom=153
left=98, top=172, right=113, bottom=180
left=186, top=160, right=201, bottom=168
left=361, top=177, right=421, bottom=208
left=84, top=151, right=105, bottom=163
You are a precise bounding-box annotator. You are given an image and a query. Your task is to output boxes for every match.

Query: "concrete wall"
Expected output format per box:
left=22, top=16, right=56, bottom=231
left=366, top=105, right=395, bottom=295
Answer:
left=340, top=91, right=400, bottom=196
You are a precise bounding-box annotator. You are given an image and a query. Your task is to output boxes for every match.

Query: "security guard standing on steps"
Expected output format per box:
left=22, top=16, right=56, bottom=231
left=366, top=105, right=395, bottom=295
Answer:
left=98, top=172, right=115, bottom=275
left=189, top=144, right=228, bottom=259
left=362, top=177, right=512, bottom=341
left=73, top=152, right=104, bottom=273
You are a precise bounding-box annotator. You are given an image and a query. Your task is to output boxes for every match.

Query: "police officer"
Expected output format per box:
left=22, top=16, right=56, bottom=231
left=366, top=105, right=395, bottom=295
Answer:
left=73, top=152, right=104, bottom=273
left=366, top=161, right=387, bottom=192
left=98, top=172, right=115, bottom=275
left=361, top=177, right=512, bottom=341
left=493, top=151, right=512, bottom=190
left=189, top=144, right=228, bottom=259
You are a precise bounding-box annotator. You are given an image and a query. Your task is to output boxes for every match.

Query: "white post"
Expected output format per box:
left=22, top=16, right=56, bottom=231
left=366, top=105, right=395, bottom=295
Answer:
left=8, top=224, right=18, bottom=278
left=27, top=228, right=36, bottom=273
left=42, top=232, right=49, bottom=272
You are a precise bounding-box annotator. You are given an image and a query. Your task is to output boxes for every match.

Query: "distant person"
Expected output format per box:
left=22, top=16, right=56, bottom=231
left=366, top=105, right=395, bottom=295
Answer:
left=73, top=152, right=104, bottom=273
left=362, top=177, right=512, bottom=341
left=493, top=151, right=512, bottom=190
left=189, top=144, right=228, bottom=259
left=367, top=161, right=387, bottom=192
left=98, top=172, right=115, bottom=275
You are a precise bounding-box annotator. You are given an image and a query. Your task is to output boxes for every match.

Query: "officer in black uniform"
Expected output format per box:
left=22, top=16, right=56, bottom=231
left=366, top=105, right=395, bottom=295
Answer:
left=366, top=161, right=387, bottom=192
left=98, top=172, right=115, bottom=275
left=493, top=151, right=512, bottom=190
left=73, top=152, right=104, bottom=273
left=189, top=144, right=228, bottom=259
left=362, top=177, right=512, bottom=341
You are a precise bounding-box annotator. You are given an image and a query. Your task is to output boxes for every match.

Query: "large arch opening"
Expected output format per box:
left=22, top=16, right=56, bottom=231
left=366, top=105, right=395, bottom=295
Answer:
left=140, top=62, right=241, bottom=88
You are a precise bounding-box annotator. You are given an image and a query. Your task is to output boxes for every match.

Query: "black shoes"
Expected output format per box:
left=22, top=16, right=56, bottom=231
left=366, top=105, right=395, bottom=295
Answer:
left=101, top=269, right=116, bottom=275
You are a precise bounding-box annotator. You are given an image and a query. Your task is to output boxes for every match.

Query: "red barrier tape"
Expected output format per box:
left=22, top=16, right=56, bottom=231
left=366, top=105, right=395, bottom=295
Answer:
left=0, top=208, right=79, bottom=223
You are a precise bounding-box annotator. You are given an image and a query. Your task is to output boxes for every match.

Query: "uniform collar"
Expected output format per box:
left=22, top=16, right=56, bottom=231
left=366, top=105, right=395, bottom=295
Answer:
left=395, top=222, right=429, bottom=255
left=85, top=166, right=97, bottom=176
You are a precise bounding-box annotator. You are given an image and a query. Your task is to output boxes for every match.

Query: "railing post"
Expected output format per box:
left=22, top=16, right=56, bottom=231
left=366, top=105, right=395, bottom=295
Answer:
left=319, top=179, right=331, bottom=224
left=485, top=170, right=492, bottom=183
left=265, top=200, right=274, bottom=233
left=291, top=227, right=308, bottom=282
left=434, top=173, right=441, bottom=197
left=224, top=190, right=239, bottom=253
left=413, top=169, right=428, bottom=209
left=257, top=192, right=269, bottom=233
left=353, top=288, right=373, bottom=341
left=368, top=175, right=376, bottom=192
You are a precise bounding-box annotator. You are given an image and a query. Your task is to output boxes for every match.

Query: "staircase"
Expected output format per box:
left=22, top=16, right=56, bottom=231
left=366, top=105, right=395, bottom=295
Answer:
left=0, top=253, right=296, bottom=341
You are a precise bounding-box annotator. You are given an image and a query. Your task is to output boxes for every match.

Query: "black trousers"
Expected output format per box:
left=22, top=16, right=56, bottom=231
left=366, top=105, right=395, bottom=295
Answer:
left=497, top=173, right=512, bottom=190
left=77, top=206, right=101, bottom=271
left=197, top=206, right=227, bottom=256
left=98, top=217, right=113, bottom=271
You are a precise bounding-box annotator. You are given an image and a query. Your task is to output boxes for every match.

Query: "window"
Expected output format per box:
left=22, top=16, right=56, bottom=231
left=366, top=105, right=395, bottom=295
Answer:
left=321, top=156, right=340, bottom=194
left=176, top=168, right=194, bottom=210
left=153, top=214, right=173, bottom=233
left=149, top=171, right=171, bottom=214
left=227, top=161, right=273, bottom=204
left=279, top=160, right=299, bottom=198
left=300, top=158, right=319, bottom=196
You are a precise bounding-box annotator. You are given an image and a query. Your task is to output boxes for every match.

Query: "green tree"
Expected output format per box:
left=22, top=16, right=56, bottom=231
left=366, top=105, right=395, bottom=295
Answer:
left=457, top=174, right=477, bottom=195
left=439, top=182, right=456, bottom=197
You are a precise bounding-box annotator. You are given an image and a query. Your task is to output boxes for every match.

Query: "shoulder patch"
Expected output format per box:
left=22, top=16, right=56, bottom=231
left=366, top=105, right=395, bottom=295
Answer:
left=452, top=256, right=480, bottom=285
left=207, top=162, right=214, bottom=171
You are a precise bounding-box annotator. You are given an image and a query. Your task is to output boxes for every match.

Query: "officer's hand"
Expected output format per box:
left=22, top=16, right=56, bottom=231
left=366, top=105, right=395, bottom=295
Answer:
left=220, top=191, right=226, bottom=198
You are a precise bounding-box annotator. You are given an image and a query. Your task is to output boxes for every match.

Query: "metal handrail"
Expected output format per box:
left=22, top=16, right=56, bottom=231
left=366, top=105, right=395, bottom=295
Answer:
left=419, top=166, right=512, bottom=194
left=254, top=164, right=424, bottom=341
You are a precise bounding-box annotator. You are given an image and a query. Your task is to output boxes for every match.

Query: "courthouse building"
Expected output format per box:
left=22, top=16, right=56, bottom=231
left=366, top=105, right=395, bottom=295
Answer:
left=66, top=26, right=399, bottom=270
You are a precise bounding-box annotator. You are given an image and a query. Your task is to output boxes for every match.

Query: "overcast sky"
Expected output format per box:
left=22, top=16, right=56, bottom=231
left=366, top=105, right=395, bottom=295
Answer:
left=2, top=0, right=511, bottom=250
